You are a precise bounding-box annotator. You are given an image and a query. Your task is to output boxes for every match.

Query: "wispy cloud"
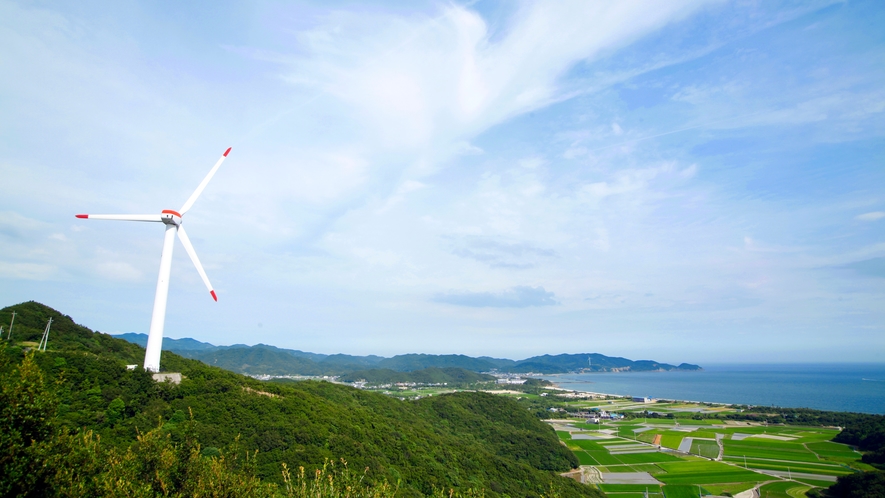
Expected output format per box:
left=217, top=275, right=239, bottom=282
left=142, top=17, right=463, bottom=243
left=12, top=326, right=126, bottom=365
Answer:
left=433, top=285, right=558, bottom=308
left=450, top=236, right=555, bottom=269
left=857, top=211, right=885, bottom=222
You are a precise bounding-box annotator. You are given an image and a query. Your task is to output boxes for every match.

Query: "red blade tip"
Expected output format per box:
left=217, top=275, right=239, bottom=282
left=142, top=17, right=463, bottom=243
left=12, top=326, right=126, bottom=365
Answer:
left=75, top=214, right=88, bottom=219
left=223, top=147, right=231, bottom=157
left=210, top=290, right=218, bottom=301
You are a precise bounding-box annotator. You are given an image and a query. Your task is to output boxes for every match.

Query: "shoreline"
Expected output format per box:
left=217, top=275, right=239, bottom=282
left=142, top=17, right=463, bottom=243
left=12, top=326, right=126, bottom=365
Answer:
left=542, top=378, right=722, bottom=407
left=538, top=369, right=885, bottom=414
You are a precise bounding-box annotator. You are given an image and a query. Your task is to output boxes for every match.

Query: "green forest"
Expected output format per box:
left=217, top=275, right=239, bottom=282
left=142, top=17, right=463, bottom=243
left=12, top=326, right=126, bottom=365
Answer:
left=0, top=301, right=600, bottom=498
left=336, top=367, right=495, bottom=385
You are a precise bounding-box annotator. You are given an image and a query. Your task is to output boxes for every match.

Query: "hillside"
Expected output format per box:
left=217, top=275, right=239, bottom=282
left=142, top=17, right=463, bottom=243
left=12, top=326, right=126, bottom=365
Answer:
left=0, top=301, right=599, bottom=497
left=337, top=367, right=495, bottom=386
left=115, top=332, right=701, bottom=376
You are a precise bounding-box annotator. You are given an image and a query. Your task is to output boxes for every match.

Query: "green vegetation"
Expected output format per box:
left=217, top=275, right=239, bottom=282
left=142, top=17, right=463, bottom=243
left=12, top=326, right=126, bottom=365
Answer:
left=7, top=300, right=885, bottom=497
left=0, top=301, right=600, bottom=498
left=808, top=470, right=885, bottom=497
left=723, top=439, right=820, bottom=463
left=689, top=440, right=719, bottom=459
left=337, top=367, right=495, bottom=386
left=661, top=484, right=709, bottom=498
left=548, top=399, right=883, bottom=497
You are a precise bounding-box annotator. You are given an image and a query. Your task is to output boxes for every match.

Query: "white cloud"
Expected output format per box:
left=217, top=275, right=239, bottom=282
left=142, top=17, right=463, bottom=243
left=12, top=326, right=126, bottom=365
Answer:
left=95, top=261, right=143, bottom=282
left=453, top=141, right=484, bottom=155
left=434, top=285, right=558, bottom=308
left=0, top=261, right=55, bottom=280
left=857, top=211, right=885, bottom=221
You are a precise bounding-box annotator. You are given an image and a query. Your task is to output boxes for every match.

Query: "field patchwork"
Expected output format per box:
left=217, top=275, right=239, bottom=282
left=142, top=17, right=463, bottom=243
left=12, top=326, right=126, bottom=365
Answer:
left=552, top=415, right=862, bottom=496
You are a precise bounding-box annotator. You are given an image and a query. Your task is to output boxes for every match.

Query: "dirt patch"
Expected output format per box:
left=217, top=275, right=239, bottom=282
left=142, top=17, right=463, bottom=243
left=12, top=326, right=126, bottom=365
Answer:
left=243, top=386, right=279, bottom=398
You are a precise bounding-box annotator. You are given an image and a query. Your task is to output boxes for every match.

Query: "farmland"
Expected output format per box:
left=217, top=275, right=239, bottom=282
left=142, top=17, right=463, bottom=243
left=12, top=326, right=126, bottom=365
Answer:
left=546, top=405, right=866, bottom=497
left=368, top=381, right=875, bottom=496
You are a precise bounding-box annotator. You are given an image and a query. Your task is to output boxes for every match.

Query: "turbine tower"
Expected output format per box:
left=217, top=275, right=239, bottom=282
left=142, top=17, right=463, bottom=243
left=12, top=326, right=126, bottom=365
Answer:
left=76, top=147, right=231, bottom=372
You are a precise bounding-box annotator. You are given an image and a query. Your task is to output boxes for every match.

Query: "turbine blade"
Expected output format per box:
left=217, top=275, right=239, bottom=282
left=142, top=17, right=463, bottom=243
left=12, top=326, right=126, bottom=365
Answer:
left=75, top=214, right=163, bottom=222
left=179, top=147, right=231, bottom=215
left=176, top=225, right=217, bottom=301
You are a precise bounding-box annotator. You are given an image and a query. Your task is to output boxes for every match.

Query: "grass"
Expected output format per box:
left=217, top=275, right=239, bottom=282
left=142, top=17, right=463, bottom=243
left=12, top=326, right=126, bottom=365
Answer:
left=661, top=433, right=687, bottom=450
left=723, top=440, right=820, bottom=463
left=689, top=440, right=719, bottom=459
left=657, top=472, right=764, bottom=485
left=556, top=430, right=572, bottom=440
left=661, top=484, right=709, bottom=497
left=548, top=418, right=854, bottom=495
left=805, top=441, right=861, bottom=459
left=655, top=461, right=765, bottom=485
left=589, top=451, right=624, bottom=465
left=673, top=419, right=720, bottom=426
left=615, top=453, right=684, bottom=464
left=575, top=451, right=599, bottom=465
left=733, top=460, right=851, bottom=476
left=792, top=478, right=837, bottom=487
left=572, top=440, right=607, bottom=451
left=758, top=481, right=812, bottom=498
left=630, top=464, right=667, bottom=475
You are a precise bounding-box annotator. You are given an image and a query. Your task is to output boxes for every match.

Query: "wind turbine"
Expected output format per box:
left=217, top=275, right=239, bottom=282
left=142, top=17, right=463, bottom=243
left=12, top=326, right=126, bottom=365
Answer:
left=76, top=147, right=231, bottom=372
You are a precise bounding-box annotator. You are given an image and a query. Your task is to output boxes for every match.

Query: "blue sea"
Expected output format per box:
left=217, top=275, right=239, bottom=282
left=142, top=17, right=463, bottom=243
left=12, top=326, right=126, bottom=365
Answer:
left=542, top=363, right=885, bottom=415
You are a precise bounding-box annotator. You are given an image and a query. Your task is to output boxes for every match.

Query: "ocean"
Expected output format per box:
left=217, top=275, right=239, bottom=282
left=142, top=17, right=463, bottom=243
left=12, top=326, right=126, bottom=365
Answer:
left=542, top=363, right=885, bottom=415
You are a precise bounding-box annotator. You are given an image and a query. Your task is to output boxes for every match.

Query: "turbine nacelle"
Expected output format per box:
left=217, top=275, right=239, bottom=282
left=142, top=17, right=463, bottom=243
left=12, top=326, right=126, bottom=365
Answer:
left=161, top=210, right=182, bottom=226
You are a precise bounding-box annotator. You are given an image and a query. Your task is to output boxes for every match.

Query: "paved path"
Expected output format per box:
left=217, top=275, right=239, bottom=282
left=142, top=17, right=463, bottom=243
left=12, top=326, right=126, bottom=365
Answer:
left=600, top=472, right=661, bottom=485
left=752, top=470, right=837, bottom=482
left=678, top=437, right=694, bottom=453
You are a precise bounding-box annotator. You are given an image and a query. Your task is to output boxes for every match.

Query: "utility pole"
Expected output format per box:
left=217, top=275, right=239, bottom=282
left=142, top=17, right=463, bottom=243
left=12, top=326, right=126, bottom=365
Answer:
left=38, top=317, right=52, bottom=351
left=7, top=311, right=15, bottom=340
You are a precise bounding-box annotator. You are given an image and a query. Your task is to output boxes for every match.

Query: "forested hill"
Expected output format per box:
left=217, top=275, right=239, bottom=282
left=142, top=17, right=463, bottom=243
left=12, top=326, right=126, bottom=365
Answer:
left=336, top=367, right=496, bottom=386
left=116, top=332, right=702, bottom=376
left=0, top=301, right=600, bottom=497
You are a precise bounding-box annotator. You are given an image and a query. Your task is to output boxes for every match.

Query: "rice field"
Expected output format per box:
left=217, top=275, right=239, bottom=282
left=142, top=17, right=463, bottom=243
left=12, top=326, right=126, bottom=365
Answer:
left=553, top=413, right=863, bottom=497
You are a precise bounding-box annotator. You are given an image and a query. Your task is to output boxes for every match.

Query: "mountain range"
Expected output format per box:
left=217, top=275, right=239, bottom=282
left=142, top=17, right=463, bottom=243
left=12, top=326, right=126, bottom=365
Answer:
left=114, top=332, right=702, bottom=376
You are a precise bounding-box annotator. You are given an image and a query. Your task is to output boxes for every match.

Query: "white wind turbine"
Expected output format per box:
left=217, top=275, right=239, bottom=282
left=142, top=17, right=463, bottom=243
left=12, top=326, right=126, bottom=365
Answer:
left=76, top=147, right=231, bottom=372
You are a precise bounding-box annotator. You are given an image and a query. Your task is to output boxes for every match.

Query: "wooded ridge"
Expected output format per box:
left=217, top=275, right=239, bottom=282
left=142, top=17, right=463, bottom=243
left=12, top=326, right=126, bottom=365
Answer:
left=114, top=332, right=702, bottom=376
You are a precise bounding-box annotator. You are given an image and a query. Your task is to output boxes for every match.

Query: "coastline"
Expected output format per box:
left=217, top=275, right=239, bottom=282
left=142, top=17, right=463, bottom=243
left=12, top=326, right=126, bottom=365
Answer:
left=542, top=377, right=717, bottom=406
left=538, top=364, right=885, bottom=414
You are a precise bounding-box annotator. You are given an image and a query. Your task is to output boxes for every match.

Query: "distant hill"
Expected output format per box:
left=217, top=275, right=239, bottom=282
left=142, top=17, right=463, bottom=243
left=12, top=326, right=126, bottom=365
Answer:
left=337, top=367, right=496, bottom=386
left=375, top=353, right=502, bottom=372
left=507, top=353, right=702, bottom=374
left=1, top=300, right=599, bottom=497
left=115, top=332, right=217, bottom=351
left=113, top=332, right=701, bottom=376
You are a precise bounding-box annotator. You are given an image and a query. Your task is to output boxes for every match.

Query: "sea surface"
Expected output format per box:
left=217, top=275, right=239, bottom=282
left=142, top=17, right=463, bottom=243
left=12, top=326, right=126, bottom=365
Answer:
left=542, top=363, right=885, bottom=415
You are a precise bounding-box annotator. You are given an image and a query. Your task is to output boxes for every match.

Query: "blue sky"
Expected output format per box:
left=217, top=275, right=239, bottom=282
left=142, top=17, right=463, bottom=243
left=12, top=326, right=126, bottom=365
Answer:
left=1, top=0, right=883, bottom=364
